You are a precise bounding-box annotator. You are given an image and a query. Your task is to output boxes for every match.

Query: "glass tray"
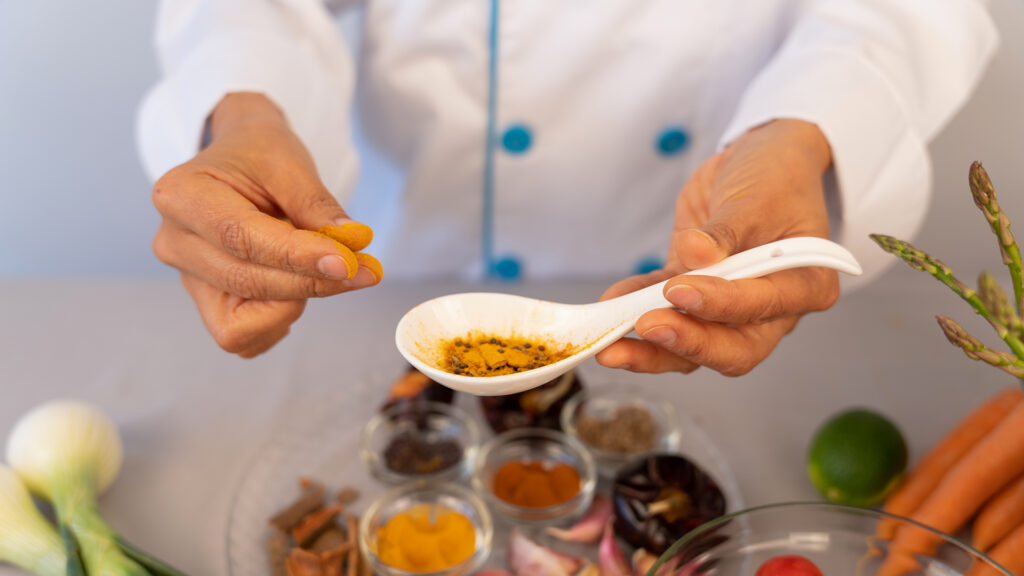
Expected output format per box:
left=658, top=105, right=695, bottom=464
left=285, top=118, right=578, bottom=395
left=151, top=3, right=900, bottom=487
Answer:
left=225, top=373, right=744, bottom=575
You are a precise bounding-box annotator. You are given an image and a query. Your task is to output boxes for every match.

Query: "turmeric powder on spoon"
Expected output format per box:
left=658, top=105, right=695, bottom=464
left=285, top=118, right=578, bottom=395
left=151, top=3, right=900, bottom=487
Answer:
left=442, top=336, right=574, bottom=377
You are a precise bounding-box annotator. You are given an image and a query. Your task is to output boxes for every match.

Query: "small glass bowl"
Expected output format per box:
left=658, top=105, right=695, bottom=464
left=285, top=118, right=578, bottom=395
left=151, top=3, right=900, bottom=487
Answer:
left=560, top=385, right=680, bottom=478
left=360, top=401, right=480, bottom=485
left=472, top=427, right=596, bottom=527
left=359, top=482, right=493, bottom=576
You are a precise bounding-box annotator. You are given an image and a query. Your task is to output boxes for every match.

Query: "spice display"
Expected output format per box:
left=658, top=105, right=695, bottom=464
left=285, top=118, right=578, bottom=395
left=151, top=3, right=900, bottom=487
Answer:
left=612, top=454, right=726, bottom=554
left=375, top=504, right=475, bottom=573
left=442, top=336, right=574, bottom=376
left=382, top=430, right=462, bottom=475
left=493, top=460, right=582, bottom=508
left=480, top=371, right=583, bottom=433
left=380, top=367, right=454, bottom=413
left=575, top=404, right=658, bottom=454
left=266, top=477, right=369, bottom=576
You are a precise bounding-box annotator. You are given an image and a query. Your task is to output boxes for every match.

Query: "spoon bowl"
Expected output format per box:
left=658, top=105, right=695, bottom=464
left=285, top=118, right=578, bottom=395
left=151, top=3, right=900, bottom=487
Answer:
left=396, top=237, right=862, bottom=396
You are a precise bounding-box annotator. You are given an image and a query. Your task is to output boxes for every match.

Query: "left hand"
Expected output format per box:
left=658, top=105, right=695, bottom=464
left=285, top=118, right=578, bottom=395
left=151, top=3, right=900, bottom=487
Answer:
left=596, top=119, right=839, bottom=376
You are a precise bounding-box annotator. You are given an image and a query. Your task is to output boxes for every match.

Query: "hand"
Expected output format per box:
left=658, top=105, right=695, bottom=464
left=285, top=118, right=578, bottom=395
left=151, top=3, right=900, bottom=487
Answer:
left=597, top=119, right=839, bottom=376
left=151, top=93, right=381, bottom=357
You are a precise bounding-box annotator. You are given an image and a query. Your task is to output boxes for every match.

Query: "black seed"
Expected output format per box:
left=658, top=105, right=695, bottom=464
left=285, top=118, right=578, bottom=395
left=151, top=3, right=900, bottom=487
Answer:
left=498, top=349, right=504, bottom=353
left=524, top=343, right=532, bottom=348
left=490, top=338, right=498, bottom=344
left=538, top=345, right=546, bottom=351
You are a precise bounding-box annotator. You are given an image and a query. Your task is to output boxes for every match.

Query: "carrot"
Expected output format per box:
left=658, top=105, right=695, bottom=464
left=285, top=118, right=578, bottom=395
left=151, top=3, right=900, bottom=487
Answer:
left=878, top=388, right=1022, bottom=540
left=967, top=520, right=1024, bottom=576
left=974, top=472, right=1024, bottom=552
left=879, top=400, right=1024, bottom=576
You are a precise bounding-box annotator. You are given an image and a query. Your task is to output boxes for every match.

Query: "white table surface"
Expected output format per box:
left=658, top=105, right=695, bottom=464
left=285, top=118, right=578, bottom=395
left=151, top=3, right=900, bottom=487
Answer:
left=0, top=269, right=1011, bottom=575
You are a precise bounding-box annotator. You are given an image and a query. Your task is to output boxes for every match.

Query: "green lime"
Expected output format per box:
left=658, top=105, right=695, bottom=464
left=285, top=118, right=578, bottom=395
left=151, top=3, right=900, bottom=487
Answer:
left=807, top=408, right=908, bottom=507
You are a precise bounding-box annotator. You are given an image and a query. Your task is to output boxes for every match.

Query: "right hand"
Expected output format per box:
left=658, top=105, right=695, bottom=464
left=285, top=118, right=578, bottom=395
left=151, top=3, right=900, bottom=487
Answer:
left=152, top=93, right=381, bottom=358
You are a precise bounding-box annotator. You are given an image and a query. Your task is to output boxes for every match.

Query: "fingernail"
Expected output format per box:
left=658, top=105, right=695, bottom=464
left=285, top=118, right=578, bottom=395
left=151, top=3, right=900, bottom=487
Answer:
left=344, top=266, right=378, bottom=289
left=317, top=255, right=351, bottom=279
left=666, top=284, right=703, bottom=310
left=640, top=326, right=677, bottom=346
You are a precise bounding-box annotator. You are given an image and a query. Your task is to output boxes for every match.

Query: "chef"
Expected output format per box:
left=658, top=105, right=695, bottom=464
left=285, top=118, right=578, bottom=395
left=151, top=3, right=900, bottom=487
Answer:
left=137, top=0, right=997, bottom=369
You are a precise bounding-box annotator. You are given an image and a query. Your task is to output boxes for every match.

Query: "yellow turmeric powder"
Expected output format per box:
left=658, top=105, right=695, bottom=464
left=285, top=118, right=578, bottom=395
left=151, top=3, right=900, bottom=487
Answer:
left=315, top=223, right=382, bottom=281
left=442, top=336, right=574, bottom=377
left=375, top=504, right=475, bottom=572
left=316, top=222, right=374, bottom=252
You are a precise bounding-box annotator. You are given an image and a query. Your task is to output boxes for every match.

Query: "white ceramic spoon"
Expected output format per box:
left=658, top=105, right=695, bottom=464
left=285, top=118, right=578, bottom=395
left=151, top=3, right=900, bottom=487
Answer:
left=395, top=237, right=862, bottom=396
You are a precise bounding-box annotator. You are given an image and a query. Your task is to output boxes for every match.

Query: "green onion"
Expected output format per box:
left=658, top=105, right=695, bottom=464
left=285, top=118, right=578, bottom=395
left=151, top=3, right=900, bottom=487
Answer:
left=0, top=464, right=67, bottom=576
left=6, top=401, right=149, bottom=575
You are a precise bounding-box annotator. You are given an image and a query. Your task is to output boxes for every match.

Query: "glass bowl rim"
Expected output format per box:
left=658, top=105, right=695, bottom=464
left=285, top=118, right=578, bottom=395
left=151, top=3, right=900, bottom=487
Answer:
left=472, top=427, right=598, bottom=520
left=649, top=500, right=1013, bottom=576
left=559, top=384, right=680, bottom=461
left=358, top=480, right=494, bottom=576
left=359, top=400, right=481, bottom=484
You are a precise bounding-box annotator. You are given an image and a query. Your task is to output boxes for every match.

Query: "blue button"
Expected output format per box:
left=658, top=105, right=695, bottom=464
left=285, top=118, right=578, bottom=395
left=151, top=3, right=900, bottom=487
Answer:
left=491, top=257, right=522, bottom=281
left=656, top=127, right=690, bottom=156
left=501, top=125, right=533, bottom=154
left=635, top=257, right=664, bottom=275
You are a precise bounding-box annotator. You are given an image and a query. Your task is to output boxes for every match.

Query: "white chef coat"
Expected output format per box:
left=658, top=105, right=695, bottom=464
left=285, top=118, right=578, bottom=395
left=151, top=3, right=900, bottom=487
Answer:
left=137, top=0, right=997, bottom=285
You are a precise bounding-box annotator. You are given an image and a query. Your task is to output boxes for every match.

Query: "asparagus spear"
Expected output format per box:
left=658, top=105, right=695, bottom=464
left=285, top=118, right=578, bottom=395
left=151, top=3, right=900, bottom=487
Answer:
left=869, top=234, right=1024, bottom=360
left=978, top=271, right=1022, bottom=337
left=970, top=162, right=1024, bottom=314
left=937, top=315, right=1024, bottom=378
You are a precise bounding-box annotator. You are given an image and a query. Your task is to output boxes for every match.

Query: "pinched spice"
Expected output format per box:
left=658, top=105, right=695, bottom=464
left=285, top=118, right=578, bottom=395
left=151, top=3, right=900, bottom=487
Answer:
left=375, top=504, right=475, bottom=572
left=575, top=405, right=658, bottom=454
left=442, top=336, right=574, bottom=377
left=492, top=460, right=581, bottom=508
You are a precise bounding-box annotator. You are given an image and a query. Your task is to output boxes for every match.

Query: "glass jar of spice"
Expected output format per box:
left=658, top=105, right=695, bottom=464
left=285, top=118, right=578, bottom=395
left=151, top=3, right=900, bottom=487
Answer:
left=361, top=401, right=480, bottom=485
left=472, top=428, right=596, bottom=527
left=359, top=482, right=493, bottom=576
left=560, top=386, right=681, bottom=478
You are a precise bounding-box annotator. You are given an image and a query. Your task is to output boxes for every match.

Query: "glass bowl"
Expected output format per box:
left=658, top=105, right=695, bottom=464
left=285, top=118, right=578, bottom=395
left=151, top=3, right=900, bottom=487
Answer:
left=359, top=482, right=493, bottom=576
left=360, top=401, right=480, bottom=484
left=472, top=427, right=597, bottom=527
left=650, top=502, right=1012, bottom=576
left=560, top=385, right=680, bottom=478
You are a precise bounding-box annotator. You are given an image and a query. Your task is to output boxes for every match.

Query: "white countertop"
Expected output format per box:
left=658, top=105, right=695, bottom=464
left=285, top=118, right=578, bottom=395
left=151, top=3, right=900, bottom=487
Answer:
left=0, top=270, right=1011, bottom=575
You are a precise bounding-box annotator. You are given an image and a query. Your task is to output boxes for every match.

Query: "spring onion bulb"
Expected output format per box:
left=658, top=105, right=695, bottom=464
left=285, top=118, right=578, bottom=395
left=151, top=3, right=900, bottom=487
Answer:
left=0, top=465, right=66, bottom=575
left=6, top=400, right=147, bottom=575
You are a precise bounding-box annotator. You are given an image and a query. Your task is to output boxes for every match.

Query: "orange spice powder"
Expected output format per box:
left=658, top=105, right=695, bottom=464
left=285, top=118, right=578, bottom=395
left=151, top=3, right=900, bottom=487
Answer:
left=492, top=460, right=581, bottom=508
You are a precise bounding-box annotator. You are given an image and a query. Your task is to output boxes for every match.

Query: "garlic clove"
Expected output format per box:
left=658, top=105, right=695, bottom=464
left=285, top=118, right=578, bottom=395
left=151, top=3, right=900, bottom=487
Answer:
left=599, top=520, right=631, bottom=576
left=545, top=494, right=612, bottom=544
left=509, top=527, right=583, bottom=576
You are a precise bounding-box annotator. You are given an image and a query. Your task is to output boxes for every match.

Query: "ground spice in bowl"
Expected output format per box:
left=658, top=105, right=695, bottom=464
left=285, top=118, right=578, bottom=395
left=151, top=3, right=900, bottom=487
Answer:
left=375, top=504, right=476, bottom=573
left=575, top=405, right=658, bottom=454
left=492, top=460, right=582, bottom=508
left=382, top=430, right=462, bottom=475
left=442, top=336, right=575, bottom=377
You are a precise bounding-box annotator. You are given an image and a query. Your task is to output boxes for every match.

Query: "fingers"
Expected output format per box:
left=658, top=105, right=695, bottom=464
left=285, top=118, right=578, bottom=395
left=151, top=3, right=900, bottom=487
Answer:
left=153, top=170, right=362, bottom=278
left=605, top=309, right=798, bottom=376
left=180, top=273, right=306, bottom=358
left=596, top=338, right=700, bottom=374
left=664, top=267, right=840, bottom=325
left=155, top=225, right=381, bottom=299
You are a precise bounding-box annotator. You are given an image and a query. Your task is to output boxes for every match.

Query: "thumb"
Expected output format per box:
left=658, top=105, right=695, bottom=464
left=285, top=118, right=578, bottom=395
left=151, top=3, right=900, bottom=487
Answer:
left=673, top=197, right=766, bottom=271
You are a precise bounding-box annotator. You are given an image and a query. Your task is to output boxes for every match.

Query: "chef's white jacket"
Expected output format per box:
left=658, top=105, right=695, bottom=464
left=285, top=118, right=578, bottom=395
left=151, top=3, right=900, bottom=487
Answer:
left=137, top=0, right=997, bottom=284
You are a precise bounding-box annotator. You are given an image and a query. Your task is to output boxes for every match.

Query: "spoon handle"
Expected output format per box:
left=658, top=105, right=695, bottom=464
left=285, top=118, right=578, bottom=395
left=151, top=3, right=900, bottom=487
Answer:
left=601, top=237, right=862, bottom=330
